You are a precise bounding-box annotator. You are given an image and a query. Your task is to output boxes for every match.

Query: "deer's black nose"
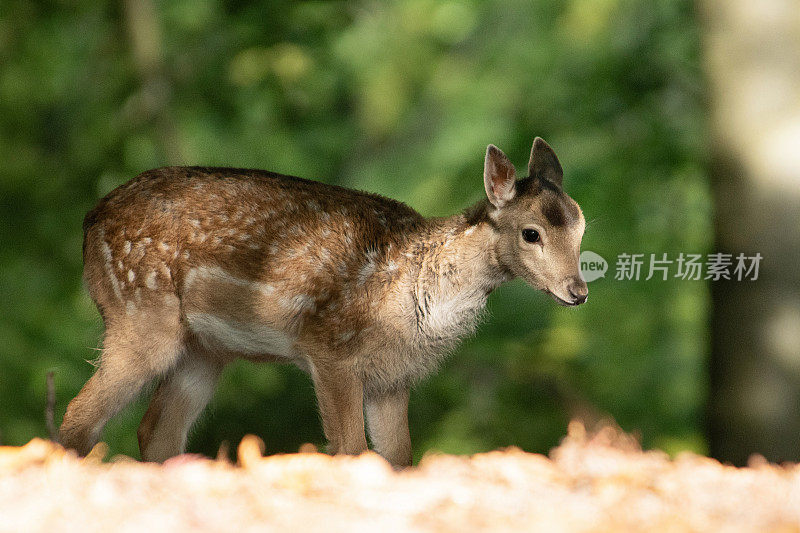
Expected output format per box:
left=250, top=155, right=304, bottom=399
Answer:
left=567, top=278, right=588, bottom=305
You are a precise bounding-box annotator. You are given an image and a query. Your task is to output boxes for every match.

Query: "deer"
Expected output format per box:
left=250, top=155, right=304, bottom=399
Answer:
left=59, top=137, right=587, bottom=467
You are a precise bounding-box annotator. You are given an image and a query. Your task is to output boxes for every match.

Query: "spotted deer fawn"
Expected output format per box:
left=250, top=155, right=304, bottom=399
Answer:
left=60, top=138, right=587, bottom=466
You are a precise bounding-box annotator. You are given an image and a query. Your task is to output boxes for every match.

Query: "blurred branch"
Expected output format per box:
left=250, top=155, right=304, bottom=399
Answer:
left=123, top=0, right=162, bottom=74
left=122, top=0, right=183, bottom=164
left=46, top=371, right=57, bottom=442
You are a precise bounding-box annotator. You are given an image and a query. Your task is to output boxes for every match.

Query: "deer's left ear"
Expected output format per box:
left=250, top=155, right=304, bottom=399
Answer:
left=484, top=144, right=517, bottom=208
left=528, top=137, right=563, bottom=189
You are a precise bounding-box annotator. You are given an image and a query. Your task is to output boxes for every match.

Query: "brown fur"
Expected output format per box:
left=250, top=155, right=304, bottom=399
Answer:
left=60, top=138, right=586, bottom=466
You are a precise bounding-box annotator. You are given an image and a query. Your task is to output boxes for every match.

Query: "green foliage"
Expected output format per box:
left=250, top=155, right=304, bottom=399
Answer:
left=0, top=0, right=709, bottom=459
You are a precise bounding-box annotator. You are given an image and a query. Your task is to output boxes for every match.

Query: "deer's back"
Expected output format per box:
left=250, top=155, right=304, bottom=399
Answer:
left=82, top=167, right=424, bottom=357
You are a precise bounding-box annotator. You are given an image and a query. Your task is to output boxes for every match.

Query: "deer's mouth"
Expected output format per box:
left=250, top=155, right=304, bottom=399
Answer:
left=544, top=290, right=580, bottom=307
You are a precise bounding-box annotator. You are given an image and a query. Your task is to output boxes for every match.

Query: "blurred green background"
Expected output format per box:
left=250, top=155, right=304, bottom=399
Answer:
left=0, top=0, right=712, bottom=460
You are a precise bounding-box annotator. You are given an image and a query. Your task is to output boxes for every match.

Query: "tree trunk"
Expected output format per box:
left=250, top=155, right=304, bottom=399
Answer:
left=702, top=0, right=800, bottom=465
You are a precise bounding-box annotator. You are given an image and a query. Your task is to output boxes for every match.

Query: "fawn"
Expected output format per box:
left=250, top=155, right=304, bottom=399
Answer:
left=60, top=138, right=587, bottom=466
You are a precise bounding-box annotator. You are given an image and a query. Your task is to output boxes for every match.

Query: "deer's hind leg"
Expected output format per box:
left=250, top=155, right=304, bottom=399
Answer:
left=137, top=353, right=222, bottom=462
left=59, top=296, right=185, bottom=456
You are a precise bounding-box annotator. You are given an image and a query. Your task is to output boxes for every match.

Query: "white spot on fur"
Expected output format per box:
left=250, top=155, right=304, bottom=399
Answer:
left=358, top=257, right=376, bottom=286
left=186, top=313, right=295, bottom=357
left=464, top=226, right=476, bottom=236
left=158, top=242, right=170, bottom=252
left=100, top=236, right=123, bottom=303
left=281, top=294, right=315, bottom=314
left=145, top=271, right=158, bottom=290
left=123, top=241, right=131, bottom=255
left=127, top=270, right=135, bottom=283
left=116, top=260, right=124, bottom=271
left=126, top=301, right=136, bottom=315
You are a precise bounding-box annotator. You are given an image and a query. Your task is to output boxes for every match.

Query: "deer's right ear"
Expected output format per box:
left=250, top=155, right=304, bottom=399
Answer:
left=484, top=144, right=517, bottom=208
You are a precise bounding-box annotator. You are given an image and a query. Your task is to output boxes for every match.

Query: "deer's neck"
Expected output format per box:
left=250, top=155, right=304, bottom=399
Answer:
left=393, top=211, right=511, bottom=346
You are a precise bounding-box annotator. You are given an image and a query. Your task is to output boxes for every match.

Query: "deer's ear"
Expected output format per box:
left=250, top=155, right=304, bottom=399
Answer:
left=528, top=137, right=563, bottom=188
left=484, top=144, right=517, bottom=208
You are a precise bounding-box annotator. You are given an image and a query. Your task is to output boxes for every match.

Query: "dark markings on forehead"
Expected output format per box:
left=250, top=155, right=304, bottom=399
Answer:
left=541, top=191, right=579, bottom=227
left=516, top=177, right=580, bottom=227
left=542, top=196, right=566, bottom=226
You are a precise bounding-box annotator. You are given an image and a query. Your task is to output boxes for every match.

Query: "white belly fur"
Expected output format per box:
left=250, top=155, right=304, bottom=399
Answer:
left=182, top=265, right=297, bottom=358
left=186, top=312, right=296, bottom=357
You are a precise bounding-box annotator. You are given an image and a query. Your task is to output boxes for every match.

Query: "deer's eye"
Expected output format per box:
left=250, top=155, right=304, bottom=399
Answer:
left=522, top=228, right=541, bottom=243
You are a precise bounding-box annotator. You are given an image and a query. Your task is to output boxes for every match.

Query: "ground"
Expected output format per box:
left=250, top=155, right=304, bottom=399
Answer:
left=1, top=423, right=799, bottom=532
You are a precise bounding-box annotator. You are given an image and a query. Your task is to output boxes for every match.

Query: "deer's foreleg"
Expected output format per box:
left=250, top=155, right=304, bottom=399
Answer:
left=365, top=387, right=412, bottom=467
left=310, top=361, right=368, bottom=456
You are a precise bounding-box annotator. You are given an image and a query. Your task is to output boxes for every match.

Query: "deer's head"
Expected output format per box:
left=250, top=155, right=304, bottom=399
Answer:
left=483, top=138, right=587, bottom=306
